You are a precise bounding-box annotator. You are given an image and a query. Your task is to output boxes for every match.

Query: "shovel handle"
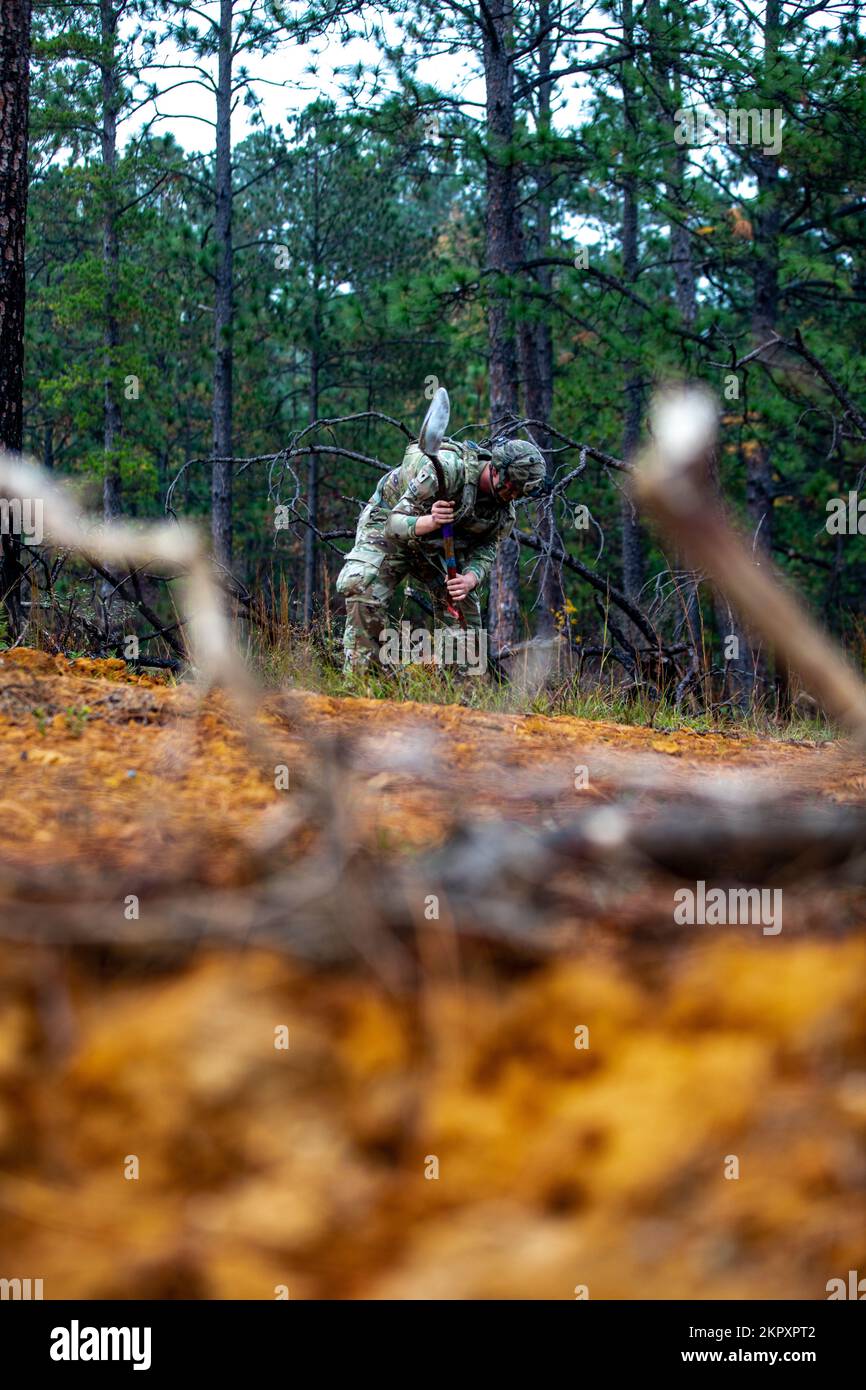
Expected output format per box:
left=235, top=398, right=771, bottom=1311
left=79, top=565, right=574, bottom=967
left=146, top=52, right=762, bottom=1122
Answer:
left=424, top=447, right=465, bottom=626
left=441, top=523, right=465, bottom=626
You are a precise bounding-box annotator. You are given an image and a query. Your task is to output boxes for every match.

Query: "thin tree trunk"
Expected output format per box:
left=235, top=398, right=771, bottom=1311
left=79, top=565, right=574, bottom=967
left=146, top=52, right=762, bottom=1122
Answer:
left=0, top=0, right=32, bottom=636
left=648, top=0, right=702, bottom=663
left=483, top=0, right=522, bottom=654
left=669, top=144, right=696, bottom=328
left=100, top=0, right=122, bottom=521
left=667, top=134, right=704, bottom=660
left=303, top=345, right=320, bottom=626
left=521, top=0, right=564, bottom=639
left=619, top=0, right=645, bottom=610
left=211, top=0, right=234, bottom=569
left=734, top=0, right=782, bottom=712
left=303, top=143, right=321, bottom=627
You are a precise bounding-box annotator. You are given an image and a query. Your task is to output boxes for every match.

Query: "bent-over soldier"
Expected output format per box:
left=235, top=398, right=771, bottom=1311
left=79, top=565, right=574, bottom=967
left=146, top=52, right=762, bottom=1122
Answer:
left=336, top=436, right=546, bottom=671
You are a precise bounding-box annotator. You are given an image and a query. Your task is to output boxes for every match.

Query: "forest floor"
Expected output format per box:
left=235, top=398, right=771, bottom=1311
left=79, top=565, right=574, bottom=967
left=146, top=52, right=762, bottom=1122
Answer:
left=0, top=646, right=864, bottom=1299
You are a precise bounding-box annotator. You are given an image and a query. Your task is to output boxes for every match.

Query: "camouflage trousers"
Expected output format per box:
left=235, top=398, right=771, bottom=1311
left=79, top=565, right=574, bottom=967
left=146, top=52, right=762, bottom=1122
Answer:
left=336, top=532, right=484, bottom=675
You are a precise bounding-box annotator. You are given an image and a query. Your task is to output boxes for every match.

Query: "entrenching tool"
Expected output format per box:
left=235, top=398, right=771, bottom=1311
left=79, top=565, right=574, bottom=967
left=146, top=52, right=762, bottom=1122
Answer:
left=418, top=386, right=465, bottom=626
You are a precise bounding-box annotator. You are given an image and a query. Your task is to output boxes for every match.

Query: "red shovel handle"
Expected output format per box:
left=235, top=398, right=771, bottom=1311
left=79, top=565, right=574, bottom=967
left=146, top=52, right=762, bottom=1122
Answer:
left=441, top=523, right=465, bottom=626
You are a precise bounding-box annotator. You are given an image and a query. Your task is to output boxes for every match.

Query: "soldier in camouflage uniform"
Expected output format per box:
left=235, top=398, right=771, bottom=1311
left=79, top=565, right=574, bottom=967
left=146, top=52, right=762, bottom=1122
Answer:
left=336, top=436, right=546, bottom=671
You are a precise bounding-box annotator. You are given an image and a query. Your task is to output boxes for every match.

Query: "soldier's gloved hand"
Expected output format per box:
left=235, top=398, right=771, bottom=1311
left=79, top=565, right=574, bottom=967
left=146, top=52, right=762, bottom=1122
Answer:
left=446, top=571, right=478, bottom=602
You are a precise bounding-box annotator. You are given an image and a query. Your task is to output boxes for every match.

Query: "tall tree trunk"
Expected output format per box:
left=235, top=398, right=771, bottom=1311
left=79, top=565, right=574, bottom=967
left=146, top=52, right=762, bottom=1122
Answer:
left=303, top=344, right=320, bottom=626
left=211, top=0, right=234, bottom=569
left=648, top=0, right=702, bottom=661
left=100, top=0, right=122, bottom=521
left=0, top=0, right=32, bottom=637
left=666, top=135, right=704, bottom=661
left=732, top=0, right=782, bottom=711
left=619, top=0, right=645, bottom=609
left=668, top=141, right=696, bottom=326
left=483, top=0, right=522, bottom=654
left=521, top=0, right=565, bottom=639
left=303, top=143, right=321, bottom=627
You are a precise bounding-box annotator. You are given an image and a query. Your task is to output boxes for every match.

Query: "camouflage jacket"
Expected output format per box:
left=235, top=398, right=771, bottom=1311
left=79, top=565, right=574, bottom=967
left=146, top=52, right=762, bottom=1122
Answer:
left=349, top=442, right=515, bottom=585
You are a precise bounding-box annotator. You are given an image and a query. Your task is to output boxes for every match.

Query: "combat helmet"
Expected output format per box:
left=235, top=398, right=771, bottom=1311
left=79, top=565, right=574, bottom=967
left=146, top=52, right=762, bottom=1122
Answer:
left=490, top=438, right=547, bottom=498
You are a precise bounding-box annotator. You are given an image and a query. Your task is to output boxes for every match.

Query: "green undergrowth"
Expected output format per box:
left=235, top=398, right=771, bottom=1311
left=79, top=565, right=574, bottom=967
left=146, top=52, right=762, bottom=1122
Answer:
left=248, top=627, right=839, bottom=744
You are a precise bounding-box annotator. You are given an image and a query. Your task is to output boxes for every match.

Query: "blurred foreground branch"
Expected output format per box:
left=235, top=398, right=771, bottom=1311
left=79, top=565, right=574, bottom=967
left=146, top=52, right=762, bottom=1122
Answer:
left=632, top=389, right=866, bottom=743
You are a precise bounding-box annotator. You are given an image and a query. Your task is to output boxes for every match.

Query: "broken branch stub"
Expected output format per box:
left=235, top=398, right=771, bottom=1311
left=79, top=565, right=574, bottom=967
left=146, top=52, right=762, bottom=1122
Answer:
left=632, top=387, right=866, bottom=742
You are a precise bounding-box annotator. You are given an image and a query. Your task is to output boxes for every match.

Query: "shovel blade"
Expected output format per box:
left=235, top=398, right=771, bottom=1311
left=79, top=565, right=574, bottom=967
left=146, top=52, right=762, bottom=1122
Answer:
left=418, top=386, right=451, bottom=457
